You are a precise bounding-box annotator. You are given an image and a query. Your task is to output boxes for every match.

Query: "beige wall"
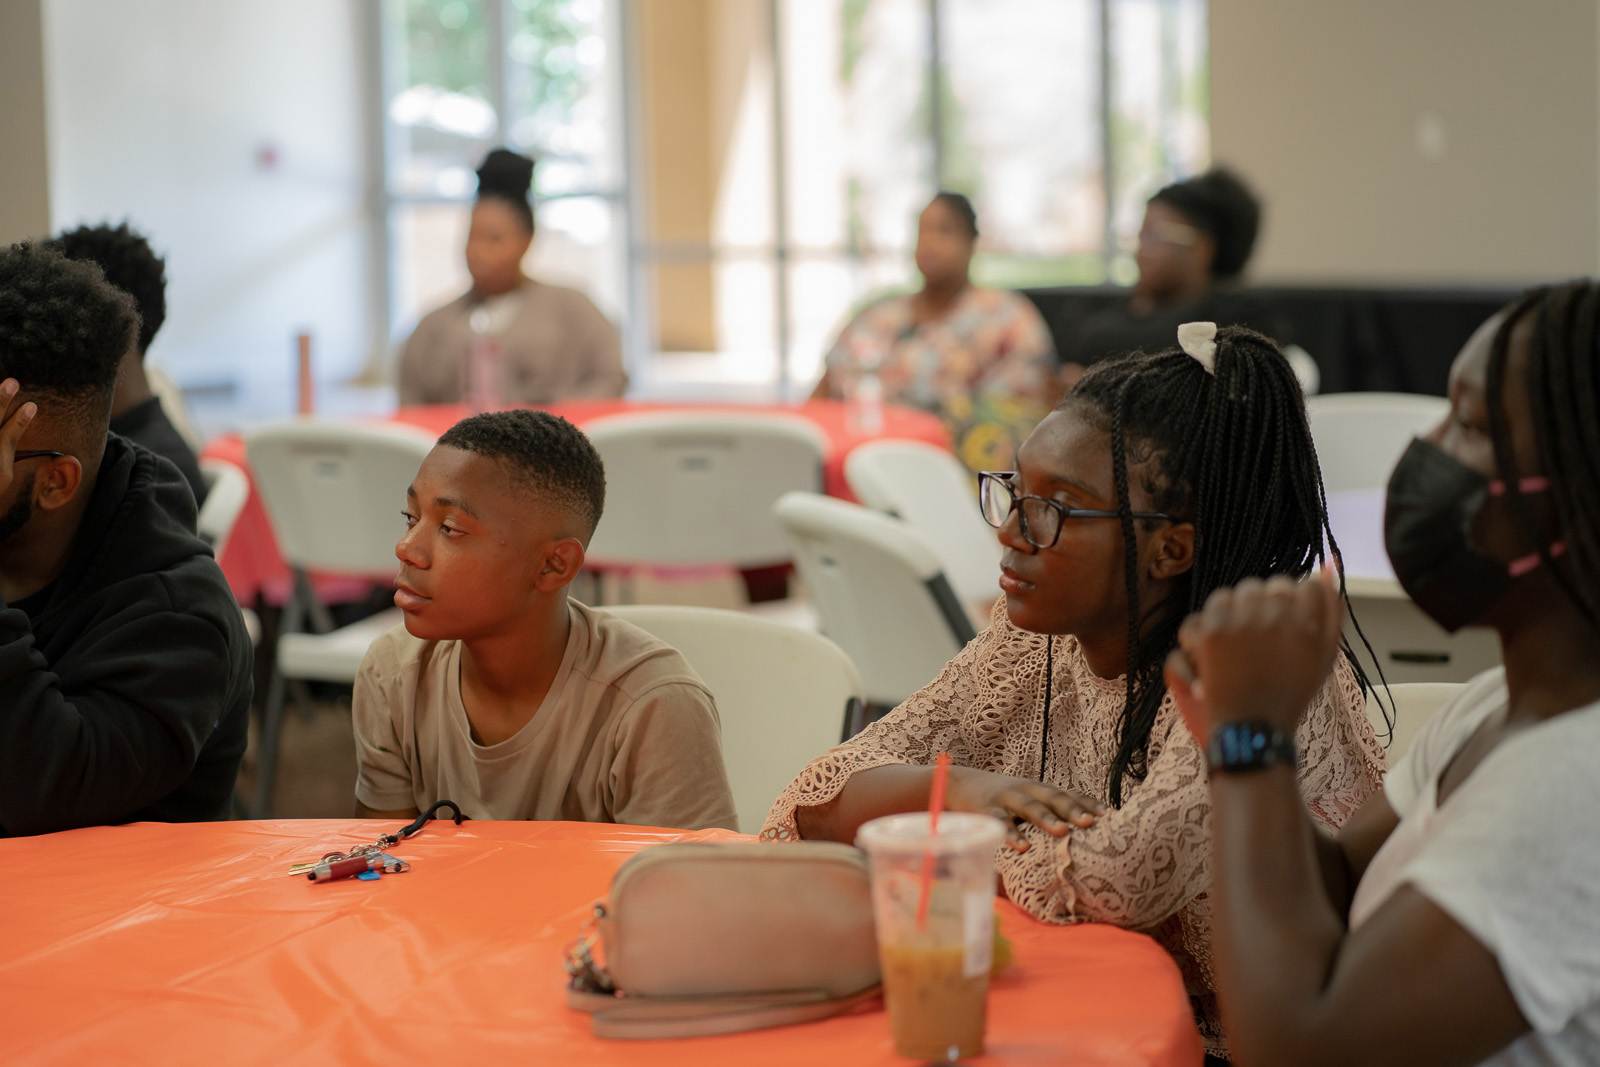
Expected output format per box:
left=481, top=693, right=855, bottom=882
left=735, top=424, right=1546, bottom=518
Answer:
left=637, top=0, right=774, bottom=351
left=638, top=0, right=715, bottom=350
left=0, top=0, right=50, bottom=244
left=43, top=0, right=376, bottom=386
left=1211, top=0, right=1600, bottom=285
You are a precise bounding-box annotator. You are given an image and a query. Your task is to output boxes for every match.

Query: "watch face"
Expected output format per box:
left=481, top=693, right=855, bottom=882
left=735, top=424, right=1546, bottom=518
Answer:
left=1208, top=722, right=1296, bottom=773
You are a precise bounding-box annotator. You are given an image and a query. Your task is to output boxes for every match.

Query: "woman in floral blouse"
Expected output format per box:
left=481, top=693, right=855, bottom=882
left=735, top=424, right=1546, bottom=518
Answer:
left=815, top=192, right=1056, bottom=472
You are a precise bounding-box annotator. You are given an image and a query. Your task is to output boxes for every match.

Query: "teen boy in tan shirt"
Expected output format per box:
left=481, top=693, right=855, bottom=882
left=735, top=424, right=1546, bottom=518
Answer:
left=352, top=410, right=737, bottom=830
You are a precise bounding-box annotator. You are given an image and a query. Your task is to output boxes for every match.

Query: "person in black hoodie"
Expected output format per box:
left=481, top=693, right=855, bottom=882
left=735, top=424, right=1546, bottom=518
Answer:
left=0, top=243, right=250, bottom=836
left=48, top=221, right=208, bottom=513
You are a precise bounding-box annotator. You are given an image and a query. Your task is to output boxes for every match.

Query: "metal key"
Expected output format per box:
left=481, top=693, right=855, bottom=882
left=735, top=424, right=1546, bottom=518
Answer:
left=287, top=846, right=377, bottom=878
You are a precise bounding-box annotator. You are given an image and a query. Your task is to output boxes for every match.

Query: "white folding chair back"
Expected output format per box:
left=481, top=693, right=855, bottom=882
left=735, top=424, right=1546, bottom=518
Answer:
left=602, top=605, right=864, bottom=834
left=1367, top=681, right=1464, bottom=762
left=844, top=439, right=1000, bottom=607
left=245, top=420, right=437, bottom=574
left=244, top=420, right=435, bottom=817
left=1306, top=392, right=1448, bottom=493
left=585, top=411, right=828, bottom=568
left=197, top=458, right=250, bottom=559
left=776, top=492, right=976, bottom=709
left=1346, top=580, right=1501, bottom=685
left=146, top=365, right=203, bottom=452
left=197, top=458, right=260, bottom=647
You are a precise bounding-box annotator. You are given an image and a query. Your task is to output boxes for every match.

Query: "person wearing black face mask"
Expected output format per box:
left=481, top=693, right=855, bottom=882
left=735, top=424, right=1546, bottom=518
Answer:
left=1165, top=282, right=1600, bottom=1067
left=1384, top=440, right=1566, bottom=634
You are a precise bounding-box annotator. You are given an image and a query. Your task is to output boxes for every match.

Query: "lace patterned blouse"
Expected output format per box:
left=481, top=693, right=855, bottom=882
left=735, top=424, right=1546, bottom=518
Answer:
left=762, top=599, right=1386, bottom=1055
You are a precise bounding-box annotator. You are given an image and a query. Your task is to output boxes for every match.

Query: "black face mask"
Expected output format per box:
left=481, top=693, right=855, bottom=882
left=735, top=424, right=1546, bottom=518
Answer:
left=1384, top=437, right=1562, bottom=633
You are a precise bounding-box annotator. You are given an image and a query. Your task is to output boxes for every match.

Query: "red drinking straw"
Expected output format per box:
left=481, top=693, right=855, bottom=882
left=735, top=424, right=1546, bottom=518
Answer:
left=916, top=752, right=953, bottom=931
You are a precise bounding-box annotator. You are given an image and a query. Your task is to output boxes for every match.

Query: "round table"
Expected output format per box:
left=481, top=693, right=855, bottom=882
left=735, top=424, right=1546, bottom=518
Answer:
left=201, top=400, right=950, bottom=605
left=0, top=820, right=1203, bottom=1066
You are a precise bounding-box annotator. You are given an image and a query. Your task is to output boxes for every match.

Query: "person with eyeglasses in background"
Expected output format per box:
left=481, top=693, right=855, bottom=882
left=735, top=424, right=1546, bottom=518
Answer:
left=0, top=243, right=251, bottom=836
left=765, top=323, right=1385, bottom=1062
left=1061, top=168, right=1289, bottom=394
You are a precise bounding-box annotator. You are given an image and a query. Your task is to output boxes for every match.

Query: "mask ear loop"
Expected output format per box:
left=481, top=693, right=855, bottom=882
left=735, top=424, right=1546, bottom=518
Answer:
left=1489, top=475, right=1572, bottom=580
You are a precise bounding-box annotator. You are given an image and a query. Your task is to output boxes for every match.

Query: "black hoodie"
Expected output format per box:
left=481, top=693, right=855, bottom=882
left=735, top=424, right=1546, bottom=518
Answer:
left=0, top=435, right=252, bottom=836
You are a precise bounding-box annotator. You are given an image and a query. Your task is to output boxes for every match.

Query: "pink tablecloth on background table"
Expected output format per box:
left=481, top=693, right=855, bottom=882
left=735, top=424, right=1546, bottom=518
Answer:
left=0, top=819, right=1203, bottom=1067
left=201, top=399, right=951, bottom=605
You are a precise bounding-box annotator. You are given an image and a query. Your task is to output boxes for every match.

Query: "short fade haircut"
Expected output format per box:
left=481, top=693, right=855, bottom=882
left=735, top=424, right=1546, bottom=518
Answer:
left=0, top=242, right=138, bottom=428
left=48, top=222, right=167, bottom=356
left=437, top=410, right=606, bottom=537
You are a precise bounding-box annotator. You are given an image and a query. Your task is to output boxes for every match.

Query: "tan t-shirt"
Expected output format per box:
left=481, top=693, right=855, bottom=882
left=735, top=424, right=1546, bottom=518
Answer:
left=352, top=601, right=737, bottom=830
left=397, top=279, right=626, bottom=405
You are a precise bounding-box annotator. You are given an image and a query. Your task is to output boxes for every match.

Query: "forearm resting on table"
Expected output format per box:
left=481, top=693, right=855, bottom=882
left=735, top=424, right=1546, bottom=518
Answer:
left=793, top=765, right=934, bottom=842
left=355, top=800, right=420, bottom=820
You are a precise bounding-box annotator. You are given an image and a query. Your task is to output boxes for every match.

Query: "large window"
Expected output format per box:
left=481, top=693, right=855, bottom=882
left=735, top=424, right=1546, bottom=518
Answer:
left=380, top=0, right=627, bottom=337
left=380, top=0, right=1207, bottom=396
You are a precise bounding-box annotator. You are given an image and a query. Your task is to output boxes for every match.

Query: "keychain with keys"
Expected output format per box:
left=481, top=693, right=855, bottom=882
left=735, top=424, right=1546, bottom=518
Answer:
left=287, top=800, right=466, bottom=881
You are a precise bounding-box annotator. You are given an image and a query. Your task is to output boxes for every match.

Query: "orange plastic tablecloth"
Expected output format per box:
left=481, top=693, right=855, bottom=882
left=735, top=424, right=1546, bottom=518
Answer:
left=0, top=820, right=1202, bottom=1067
left=200, top=399, right=951, bottom=605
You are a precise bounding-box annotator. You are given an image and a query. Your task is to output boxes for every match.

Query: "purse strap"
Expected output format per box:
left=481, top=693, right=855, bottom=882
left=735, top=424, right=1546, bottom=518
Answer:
left=567, top=985, right=881, bottom=1040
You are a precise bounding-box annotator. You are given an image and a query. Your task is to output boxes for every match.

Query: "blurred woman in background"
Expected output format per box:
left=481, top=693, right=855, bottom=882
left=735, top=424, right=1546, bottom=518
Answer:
left=398, top=148, right=625, bottom=407
left=815, top=191, right=1055, bottom=472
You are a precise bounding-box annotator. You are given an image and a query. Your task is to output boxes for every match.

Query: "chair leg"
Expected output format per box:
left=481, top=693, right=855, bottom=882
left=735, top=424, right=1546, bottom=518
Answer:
left=254, top=668, right=288, bottom=818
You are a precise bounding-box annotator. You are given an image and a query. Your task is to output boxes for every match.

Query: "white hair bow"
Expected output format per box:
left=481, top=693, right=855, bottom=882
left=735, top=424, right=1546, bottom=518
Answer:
left=1178, top=321, right=1218, bottom=376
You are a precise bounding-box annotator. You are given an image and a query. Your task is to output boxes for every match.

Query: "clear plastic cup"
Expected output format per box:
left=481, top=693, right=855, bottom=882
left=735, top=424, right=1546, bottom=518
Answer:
left=856, top=812, right=1007, bottom=1062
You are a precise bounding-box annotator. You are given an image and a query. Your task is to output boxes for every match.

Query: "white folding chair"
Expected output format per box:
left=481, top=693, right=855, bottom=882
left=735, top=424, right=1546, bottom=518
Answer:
left=197, top=458, right=249, bottom=559
left=146, top=365, right=204, bottom=453
left=1346, top=579, right=1501, bottom=685
left=844, top=439, right=1000, bottom=613
left=775, top=491, right=977, bottom=712
left=197, top=458, right=259, bottom=645
left=1306, top=392, right=1448, bottom=493
left=1366, top=681, right=1464, bottom=762
left=585, top=410, right=828, bottom=569
left=244, top=420, right=436, bottom=816
left=601, top=605, right=864, bottom=834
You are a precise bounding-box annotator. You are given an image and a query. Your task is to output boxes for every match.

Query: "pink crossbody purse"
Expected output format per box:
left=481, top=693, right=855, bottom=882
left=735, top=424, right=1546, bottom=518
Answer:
left=565, top=841, right=882, bottom=1039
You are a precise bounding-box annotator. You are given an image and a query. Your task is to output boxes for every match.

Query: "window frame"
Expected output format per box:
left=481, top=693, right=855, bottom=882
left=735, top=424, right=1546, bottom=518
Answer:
left=374, top=0, right=1207, bottom=398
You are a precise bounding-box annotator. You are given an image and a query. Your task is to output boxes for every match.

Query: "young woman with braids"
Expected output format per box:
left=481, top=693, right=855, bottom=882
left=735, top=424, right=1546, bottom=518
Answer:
left=1169, top=283, right=1600, bottom=1067
left=764, top=323, right=1385, bottom=1059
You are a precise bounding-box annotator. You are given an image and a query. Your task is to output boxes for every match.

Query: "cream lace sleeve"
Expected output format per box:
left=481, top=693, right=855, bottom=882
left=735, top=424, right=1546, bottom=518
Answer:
left=759, top=610, right=1009, bottom=841
left=999, top=655, right=1379, bottom=929
left=999, top=707, right=1212, bottom=928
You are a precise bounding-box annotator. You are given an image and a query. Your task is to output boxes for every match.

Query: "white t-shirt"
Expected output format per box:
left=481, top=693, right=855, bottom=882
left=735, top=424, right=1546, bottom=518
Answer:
left=1350, top=668, right=1600, bottom=1066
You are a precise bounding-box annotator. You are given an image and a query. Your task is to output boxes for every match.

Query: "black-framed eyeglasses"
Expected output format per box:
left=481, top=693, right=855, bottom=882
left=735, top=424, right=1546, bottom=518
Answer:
left=13, top=450, right=65, bottom=462
left=978, top=471, right=1177, bottom=550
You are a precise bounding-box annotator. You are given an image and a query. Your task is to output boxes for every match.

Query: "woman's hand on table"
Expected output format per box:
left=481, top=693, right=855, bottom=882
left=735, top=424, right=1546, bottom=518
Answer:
left=946, top=766, right=1104, bottom=851
left=1165, top=569, right=1344, bottom=745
